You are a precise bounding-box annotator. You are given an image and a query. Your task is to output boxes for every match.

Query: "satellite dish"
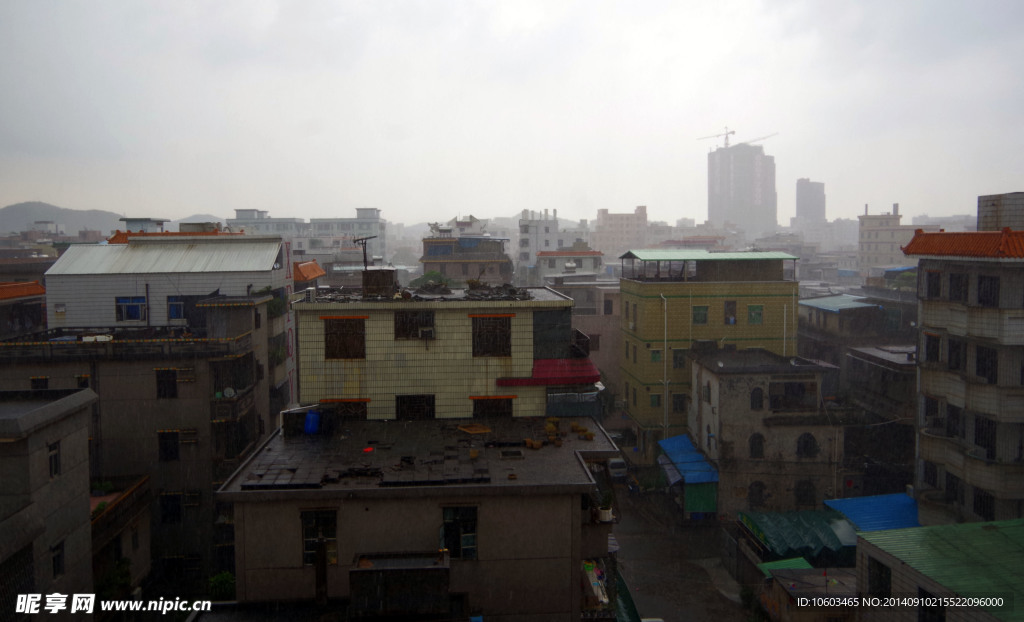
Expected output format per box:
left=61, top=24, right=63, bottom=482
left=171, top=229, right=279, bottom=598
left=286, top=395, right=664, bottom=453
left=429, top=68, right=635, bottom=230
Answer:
left=223, top=387, right=236, bottom=398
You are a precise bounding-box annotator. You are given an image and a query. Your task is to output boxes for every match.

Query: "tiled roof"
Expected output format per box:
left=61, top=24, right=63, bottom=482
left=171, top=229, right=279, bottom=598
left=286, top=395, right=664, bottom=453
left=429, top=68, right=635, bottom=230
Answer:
left=0, top=281, right=45, bottom=300
left=293, top=260, right=326, bottom=282
left=902, top=228, right=1024, bottom=259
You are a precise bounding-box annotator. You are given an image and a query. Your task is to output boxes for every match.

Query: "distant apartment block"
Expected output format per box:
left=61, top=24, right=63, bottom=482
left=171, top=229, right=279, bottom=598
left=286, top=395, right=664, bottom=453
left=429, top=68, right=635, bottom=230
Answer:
left=707, top=144, right=777, bottom=239
left=420, top=227, right=513, bottom=287
left=590, top=206, right=647, bottom=262
left=977, top=191, right=1024, bottom=231
left=857, top=204, right=931, bottom=279
left=795, top=178, right=826, bottom=226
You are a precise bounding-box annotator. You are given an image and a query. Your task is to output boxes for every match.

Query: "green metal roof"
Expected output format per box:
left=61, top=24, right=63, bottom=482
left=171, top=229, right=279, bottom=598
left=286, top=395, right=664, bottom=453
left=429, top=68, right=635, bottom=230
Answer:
left=757, top=557, right=813, bottom=578
left=799, top=294, right=879, bottom=313
left=860, top=519, right=1024, bottom=620
left=618, top=249, right=798, bottom=261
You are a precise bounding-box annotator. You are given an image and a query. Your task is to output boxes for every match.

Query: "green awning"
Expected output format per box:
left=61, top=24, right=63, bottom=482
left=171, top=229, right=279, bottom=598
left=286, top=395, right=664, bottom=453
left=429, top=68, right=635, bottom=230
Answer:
left=757, top=557, right=814, bottom=578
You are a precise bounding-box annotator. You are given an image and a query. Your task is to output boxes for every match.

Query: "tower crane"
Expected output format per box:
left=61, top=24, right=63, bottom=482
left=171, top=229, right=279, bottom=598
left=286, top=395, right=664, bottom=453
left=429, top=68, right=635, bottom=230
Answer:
left=697, top=126, right=736, bottom=149
left=735, top=132, right=779, bottom=146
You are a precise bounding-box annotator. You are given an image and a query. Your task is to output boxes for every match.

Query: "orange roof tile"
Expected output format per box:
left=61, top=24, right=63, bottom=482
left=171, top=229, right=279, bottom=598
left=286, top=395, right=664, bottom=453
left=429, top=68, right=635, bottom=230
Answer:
left=106, top=230, right=244, bottom=244
left=902, top=228, right=1024, bottom=259
left=0, top=281, right=45, bottom=300
left=293, top=260, right=327, bottom=282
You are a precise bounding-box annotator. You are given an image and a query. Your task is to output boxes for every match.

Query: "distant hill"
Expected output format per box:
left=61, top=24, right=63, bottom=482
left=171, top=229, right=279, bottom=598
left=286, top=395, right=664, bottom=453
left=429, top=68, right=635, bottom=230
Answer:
left=0, top=202, right=125, bottom=235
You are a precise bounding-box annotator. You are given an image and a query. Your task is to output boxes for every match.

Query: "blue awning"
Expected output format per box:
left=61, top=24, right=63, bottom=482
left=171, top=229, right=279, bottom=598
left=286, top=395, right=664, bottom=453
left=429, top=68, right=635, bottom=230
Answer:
left=824, top=493, right=920, bottom=532
left=657, top=435, right=719, bottom=484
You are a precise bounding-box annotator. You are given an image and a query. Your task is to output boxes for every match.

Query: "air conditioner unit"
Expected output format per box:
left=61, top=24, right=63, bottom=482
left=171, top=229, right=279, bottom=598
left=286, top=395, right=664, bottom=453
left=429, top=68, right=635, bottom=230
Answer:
left=419, top=327, right=435, bottom=340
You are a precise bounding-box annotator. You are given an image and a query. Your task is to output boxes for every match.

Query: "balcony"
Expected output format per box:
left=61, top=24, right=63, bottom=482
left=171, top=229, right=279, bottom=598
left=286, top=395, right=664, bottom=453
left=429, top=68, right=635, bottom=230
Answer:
left=920, top=370, right=1024, bottom=423
left=920, top=429, right=1024, bottom=499
left=921, top=304, right=1024, bottom=345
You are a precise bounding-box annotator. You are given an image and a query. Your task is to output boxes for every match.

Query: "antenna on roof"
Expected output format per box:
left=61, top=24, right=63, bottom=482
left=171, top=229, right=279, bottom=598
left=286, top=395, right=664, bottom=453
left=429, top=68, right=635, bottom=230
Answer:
left=353, top=236, right=377, bottom=270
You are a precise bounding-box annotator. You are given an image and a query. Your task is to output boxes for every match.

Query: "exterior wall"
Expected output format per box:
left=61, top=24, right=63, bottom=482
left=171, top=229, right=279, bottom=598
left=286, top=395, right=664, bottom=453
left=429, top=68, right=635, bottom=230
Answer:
left=915, top=257, right=1024, bottom=524
left=707, top=145, right=777, bottom=238
left=619, top=278, right=799, bottom=451
left=977, top=192, right=1024, bottom=232
left=0, top=392, right=94, bottom=600
left=233, top=493, right=584, bottom=620
left=795, top=178, right=826, bottom=225
left=295, top=298, right=575, bottom=419
left=568, top=289, right=622, bottom=408
left=590, top=207, right=647, bottom=261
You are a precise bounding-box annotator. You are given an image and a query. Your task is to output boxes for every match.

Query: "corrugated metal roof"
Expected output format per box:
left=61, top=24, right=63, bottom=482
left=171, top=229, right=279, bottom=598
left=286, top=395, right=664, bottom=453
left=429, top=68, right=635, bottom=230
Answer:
left=0, top=281, right=45, bottom=300
left=824, top=493, right=919, bottom=531
left=46, top=239, right=282, bottom=275
left=860, top=518, right=1024, bottom=616
left=657, top=435, right=718, bottom=484
left=618, top=249, right=798, bottom=261
left=739, top=510, right=856, bottom=559
left=757, top=557, right=813, bottom=578
left=903, top=229, right=1024, bottom=259
left=799, top=294, right=878, bottom=313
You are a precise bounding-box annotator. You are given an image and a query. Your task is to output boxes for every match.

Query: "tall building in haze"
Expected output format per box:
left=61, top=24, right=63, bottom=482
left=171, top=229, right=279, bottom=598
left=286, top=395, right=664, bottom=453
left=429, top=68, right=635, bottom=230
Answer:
left=795, top=178, right=826, bottom=225
left=707, top=143, right=777, bottom=238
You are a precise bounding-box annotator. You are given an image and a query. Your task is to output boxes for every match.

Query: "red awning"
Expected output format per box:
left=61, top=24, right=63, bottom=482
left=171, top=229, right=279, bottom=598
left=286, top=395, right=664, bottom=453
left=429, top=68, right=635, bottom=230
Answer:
left=496, top=358, right=601, bottom=387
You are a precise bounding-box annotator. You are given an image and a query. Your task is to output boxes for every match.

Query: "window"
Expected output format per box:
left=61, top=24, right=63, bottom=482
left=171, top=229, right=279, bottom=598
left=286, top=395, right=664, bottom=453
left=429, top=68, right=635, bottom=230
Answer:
left=945, top=472, right=963, bottom=505
left=168, top=296, right=185, bottom=320
left=544, top=239, right=549, bottom=247
left=946, top=405, right=963, bottom=438
left=976, top=346, right=998, bottom=384
left=692, top=305, right=708, bottom=325
left=472, top=316, right=511, bottom=357
left=624, top=303, right=629, bottom=320
left=519, top=238, right=529, bottom=248
left=947, top=339, right=964, bottom=371
left=926, top=271, right=941, bottom=298
left=672, top=393, right=688, bottom=413
left=473, top=398, right=513, bottom=418
left=702, top=382, right=711, bottom=403
left=325, top=318, right=366, bottom=359
left=48, top=441, right=61, bottom=478
left=748, top=481, right=766, bottom=508
left=749, top=434, right=765, bottom=459
left=867, top=557, right=891, bottom=597
left=750, top=388, right=764, bottom=411
left=519, top=252, right=529, bottom=261
left=794, top=479, right=816, bottom=506
left=949, top=273, right=968, bottom=302
left=973, top=489, right=995, bottom=521
left=30, top=377, right=48, bottom=390
left=632, top=345, right=637, bottom=364
left=922, top=460, right=938, bottom=487
left=924, top=334, right=940, bottom=363
left=396, top=395, right=436, bottom=420
left=604, top=300, right=613, bottom=315
left=650, top=393, right=661, bottom=408
left=747, top=305, right=763, bottom=325
left=723, top=301, right=737, bottom=325
left=115, top=296, right=147, bottom=321
left=161, top=494, right=183, bottom=524
left=796, top=433, right=819, bottom=458
left=51, top=541, right=65, bottom=579
left=673, top=349, right=687, bottom=369
left=975, top=416, right=996, bottom=461
left=442, top=507, right=477, bottom=560
left=650, top=350, right=661, bottom=363
left=394, top=311, right=434, bottom=339
left=632, top=388, right=637, bottom=407
left=547, top=259, right=555, bottom=269
left=156, top=369, right=178, bottom=399
left=158, top=431, right=180, bottom=462
left=301, top=510, right=338, bottom=566
left=978, top=275, right=1000, bottom=307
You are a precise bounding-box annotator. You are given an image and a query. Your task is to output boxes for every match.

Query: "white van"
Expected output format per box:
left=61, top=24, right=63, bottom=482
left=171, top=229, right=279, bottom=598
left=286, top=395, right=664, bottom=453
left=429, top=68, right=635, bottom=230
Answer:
left=608, top=457, right=628, bottom=480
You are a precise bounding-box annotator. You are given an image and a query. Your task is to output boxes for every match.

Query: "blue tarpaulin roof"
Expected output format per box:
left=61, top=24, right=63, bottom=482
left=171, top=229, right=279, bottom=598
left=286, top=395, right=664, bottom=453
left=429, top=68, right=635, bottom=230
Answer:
left=657, top=435, right=718, bottom=483
left=824, top=493, right=920, bottom=532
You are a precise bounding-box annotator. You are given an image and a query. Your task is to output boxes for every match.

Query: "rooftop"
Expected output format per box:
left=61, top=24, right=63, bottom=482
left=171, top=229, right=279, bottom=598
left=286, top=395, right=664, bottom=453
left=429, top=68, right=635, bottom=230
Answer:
left=47, top=236, right=284, bottom=276
left=219, top=417, right=619, bottom=500
left=297, top=284, right=569, bottom=305
left=0, top=389, right=97, bottom=439
left=799, top=294, right=879, bottom=313
left=859, top=519, right=1024, bottom=620
left=0, top=281, right=45, bottom=301
left=847, top=345, right=917, bottom=367
left=619, top=249, right=797, bottom=262
left=691, top=348, right=834, bottom=376
left=903, top=228, right=1024, bottom=260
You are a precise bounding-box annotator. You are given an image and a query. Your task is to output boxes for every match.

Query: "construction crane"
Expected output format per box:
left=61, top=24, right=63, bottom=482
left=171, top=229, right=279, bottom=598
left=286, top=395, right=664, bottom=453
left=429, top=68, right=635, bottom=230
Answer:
left=735, top=132, right=779, bottom=146
left=698, top=126, right=736, bottom=148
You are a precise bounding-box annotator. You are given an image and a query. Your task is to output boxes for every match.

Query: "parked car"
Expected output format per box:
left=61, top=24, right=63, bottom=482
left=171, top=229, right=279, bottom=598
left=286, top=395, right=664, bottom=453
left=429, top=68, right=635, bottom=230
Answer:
left=608, top=457, right=628, bottom=480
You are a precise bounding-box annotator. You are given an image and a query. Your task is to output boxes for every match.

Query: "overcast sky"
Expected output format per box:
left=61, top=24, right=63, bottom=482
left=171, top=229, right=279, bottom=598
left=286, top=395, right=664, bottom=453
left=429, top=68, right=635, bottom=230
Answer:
left=1, top=1, right=1021, bottom=228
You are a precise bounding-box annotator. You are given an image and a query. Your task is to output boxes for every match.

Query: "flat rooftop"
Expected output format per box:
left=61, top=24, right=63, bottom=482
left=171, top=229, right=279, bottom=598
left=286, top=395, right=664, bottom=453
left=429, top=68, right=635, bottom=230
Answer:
left=298, top=285, right=569, bottom=304
left=848, top=345, right=917, bottom=367
left=219, top=417, right=619, bottom=500
left=692, top=348, right=835, bottom=375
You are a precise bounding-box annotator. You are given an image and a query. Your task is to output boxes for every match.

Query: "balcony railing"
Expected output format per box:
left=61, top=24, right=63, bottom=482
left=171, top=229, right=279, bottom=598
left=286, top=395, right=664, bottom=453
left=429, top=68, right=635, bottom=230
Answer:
left=91, top=476, right=151, bottom=551
left=1, top=329, right=254, bottom=361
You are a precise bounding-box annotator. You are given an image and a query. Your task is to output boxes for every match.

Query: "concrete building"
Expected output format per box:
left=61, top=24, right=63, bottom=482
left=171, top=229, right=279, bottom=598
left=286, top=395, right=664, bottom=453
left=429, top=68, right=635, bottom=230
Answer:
left=0, top=390, right=97, bottom=609
left=856, top=204, right=932, bottom=280
left=857, top=519, right=1024, bottom=622
left=293, top=282, right=600, bottom=421
left=219, top=417, right=620, bottom=620
left=590, top=206, right=647, bottom=262
left=977, top=191, right=1024, bottom=231
left=688, top=349, right=850, bottom=518
left=903, top=228, right=1024, bottom=525
left=90, top=475, right=152, bottom=601
left=308, top=208, right=388, bottom=261
left=227, top=209, right=307, bottom=238
left=708, top=144, right=777, bottom=239
left=794, top=178, right=826, bottom=227
left=516, top=209, right=573, bottom=285
left=617, top=250, right=799, bottom=461
left=419, top=227, right=513, bottom=287
left=0, top=281, right=45, bottom=340
left=0, top=234, right=296, bottom=591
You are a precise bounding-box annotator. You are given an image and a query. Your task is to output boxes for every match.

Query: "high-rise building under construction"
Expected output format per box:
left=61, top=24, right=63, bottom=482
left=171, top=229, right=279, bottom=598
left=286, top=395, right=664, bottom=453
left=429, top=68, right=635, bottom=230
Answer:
left=707, top=143, right=777, bottom=237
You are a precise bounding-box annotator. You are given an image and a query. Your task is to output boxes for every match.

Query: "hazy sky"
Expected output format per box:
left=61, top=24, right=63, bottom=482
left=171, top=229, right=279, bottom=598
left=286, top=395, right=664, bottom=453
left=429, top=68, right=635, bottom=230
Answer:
left=1, top=1, right=1021, bottom=227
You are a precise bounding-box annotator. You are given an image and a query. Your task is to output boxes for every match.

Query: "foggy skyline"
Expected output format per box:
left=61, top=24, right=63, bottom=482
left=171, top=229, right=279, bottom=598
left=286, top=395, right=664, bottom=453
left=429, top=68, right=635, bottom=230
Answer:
left=1, top=1, right=1021, bottom=227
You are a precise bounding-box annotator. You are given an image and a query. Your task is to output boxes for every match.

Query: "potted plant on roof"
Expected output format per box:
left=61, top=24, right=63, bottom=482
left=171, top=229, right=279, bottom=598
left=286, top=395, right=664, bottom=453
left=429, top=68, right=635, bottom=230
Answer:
left=598, top=490, right=614, bottom=522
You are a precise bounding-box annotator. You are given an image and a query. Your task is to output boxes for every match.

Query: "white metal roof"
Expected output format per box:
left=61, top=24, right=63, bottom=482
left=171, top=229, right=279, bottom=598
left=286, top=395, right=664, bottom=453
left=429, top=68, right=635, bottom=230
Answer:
left=46, top=239, right=282, bottom=276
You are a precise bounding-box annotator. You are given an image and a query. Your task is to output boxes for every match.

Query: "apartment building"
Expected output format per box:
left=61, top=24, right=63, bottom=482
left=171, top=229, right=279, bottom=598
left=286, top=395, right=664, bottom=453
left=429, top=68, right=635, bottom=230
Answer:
left=0, top=390, right=97, bottom=609
left=420, top=228, right=513, bottom=287
left=618, top=250, right=799, bottom=460
left=590, top=206, right=647, bottom=261
left=857, top=204, right=934, bottom=280
left=0, top=234, right=295, bottom=591
left=903, top=228, right=1024, bottom=524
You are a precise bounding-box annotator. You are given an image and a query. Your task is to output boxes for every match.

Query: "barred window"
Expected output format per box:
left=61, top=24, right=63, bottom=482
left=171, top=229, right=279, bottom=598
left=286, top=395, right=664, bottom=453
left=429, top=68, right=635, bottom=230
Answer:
left=325, top=318, right=365, bottom=359
left=301, top=510, right=338, bottom=566
left=472, top=317, right=511, bottom=357
left=394, top=311, right=434, bottom=339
